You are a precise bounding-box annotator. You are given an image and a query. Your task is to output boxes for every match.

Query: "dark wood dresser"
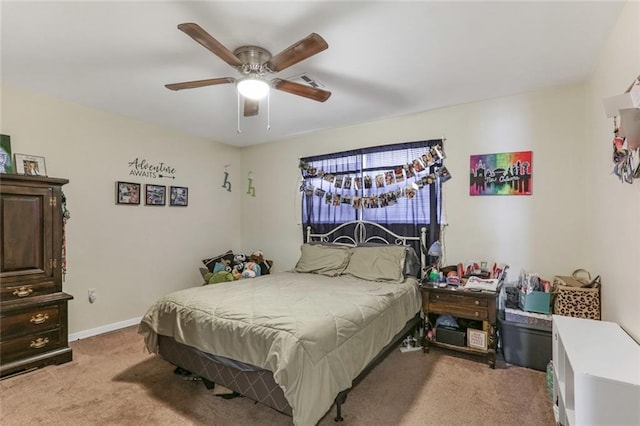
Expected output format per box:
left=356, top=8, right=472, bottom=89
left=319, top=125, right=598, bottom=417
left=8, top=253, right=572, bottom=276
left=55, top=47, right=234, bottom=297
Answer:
left=1, top=175, right=73, bottom=377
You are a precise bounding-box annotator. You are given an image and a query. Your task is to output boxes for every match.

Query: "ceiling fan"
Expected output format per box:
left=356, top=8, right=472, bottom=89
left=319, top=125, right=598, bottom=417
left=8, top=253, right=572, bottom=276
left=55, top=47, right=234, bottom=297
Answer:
left=165, top=23, right=332, bottom=118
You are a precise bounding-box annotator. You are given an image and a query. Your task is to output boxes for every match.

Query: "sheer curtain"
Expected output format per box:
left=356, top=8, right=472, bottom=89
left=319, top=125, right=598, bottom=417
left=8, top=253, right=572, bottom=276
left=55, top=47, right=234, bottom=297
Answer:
left=300, top=139, right=444, bottom=252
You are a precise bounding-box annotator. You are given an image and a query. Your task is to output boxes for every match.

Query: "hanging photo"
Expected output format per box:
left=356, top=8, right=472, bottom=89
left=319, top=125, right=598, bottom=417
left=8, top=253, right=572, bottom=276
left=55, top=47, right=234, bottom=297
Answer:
left=364, top=175, right=372, bottom=189
left=422, top=152, right=435, bottom=167
left=375, top=174, right=385, bottom=188
left=439, top=166, right=452, bottom=183
left=343, top=176, right=352, bottom=190
left=353, top=196, right=361, bottom=209
left=370, top=195, right=379, bottom=208
left=412, top=158, right=425, bottom=172
left=315, top=188, right=326, bottom=198
left=305, top=184, right=314, bottom=196
left=431, top=145, right=446, bottom=161
left=325, top=192, right=333, bottom=204
left=332, top=193, right=341, bottom=206
left=384, top=171, right=394, bottom=186
left=405, top=185, right=417, bottom=199
left=354, top=177, right=362, bottom=190
left=323, top=173, right=335, bottom=183
left=334, top=175, right=343, bottom=188
left=404, top=164, right=415, bottom=178
left=394, top=167, right=405, bottom=183
left=341, top=195, right=352, bottom=205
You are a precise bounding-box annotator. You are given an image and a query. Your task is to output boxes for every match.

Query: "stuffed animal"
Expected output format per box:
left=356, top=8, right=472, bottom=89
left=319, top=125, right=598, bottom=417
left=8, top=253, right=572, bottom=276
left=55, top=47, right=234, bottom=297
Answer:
left=249, top=250, right=273, bottom=275
left=212, top=261, right=231, bottom=274
left=203, top=270, right=235, bottom=285
left=232, top=264, right=243, bottom=280
left=242, top=261, right=261, bottom=279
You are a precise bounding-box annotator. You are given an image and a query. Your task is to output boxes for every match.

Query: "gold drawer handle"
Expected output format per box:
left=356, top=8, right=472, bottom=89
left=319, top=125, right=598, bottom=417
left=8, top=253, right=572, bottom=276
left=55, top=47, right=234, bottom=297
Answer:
left=475, top=312, right=480, bottom=317
left=29, top=337, right=49, bottom=349
left=13, top=286, right=33, bottom=297
left=30, top=313, right=50, bottom=325
left=475, top=300, right=480, bottom=305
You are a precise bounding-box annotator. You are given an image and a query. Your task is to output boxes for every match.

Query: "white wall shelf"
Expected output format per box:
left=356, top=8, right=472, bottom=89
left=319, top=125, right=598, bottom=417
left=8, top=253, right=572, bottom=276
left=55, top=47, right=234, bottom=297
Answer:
left=552, top=315, right=640, bottom=426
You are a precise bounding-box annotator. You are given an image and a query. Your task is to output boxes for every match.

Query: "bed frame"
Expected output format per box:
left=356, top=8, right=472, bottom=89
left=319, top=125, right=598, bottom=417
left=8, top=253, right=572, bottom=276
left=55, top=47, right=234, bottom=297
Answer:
left=157, top=220, right=427, bottom=422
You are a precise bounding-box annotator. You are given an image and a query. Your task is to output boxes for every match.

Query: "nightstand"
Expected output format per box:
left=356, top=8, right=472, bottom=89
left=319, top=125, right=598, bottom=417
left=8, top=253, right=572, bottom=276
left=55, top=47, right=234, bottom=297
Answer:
left=420, top=283, right=501, bottom=368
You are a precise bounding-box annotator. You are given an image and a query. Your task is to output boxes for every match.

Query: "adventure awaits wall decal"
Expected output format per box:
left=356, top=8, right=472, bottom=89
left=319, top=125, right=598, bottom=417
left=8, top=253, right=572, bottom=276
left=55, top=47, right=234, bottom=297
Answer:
left=128, top=158, right=176, bottom=179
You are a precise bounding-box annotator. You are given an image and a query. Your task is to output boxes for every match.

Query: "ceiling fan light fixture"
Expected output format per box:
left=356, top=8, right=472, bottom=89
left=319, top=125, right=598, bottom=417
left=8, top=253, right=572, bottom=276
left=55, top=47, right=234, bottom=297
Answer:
left=237, top=77, right=270, bottom=100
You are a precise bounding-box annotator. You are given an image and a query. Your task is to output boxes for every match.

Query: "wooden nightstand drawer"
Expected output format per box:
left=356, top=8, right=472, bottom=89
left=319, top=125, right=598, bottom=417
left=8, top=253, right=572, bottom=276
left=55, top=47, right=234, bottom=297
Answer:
left=429, top=292, right=488, bottom=307
left=0, top=329, right=63, bottom=364
left=428, top=303, right=489, bottom=320
left=1, top=305, right=61, bottom=341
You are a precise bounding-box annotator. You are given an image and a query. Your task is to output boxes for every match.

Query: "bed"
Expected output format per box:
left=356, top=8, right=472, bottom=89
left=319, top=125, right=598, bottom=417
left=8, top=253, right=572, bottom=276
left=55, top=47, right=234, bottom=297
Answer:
left=138, top=221, right=427, bottom=425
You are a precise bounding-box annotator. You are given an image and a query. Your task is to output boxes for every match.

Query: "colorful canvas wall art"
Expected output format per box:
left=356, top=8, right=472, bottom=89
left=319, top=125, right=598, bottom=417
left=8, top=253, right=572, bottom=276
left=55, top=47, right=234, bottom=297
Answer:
left=470, top=151, right=532, bottom=196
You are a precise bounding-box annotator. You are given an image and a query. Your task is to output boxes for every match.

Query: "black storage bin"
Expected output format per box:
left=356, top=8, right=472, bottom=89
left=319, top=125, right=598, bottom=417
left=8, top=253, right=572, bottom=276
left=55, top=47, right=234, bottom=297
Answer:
left=498, top=313, right=551, bottom=371
left=436, top=325, right=466, bottom=347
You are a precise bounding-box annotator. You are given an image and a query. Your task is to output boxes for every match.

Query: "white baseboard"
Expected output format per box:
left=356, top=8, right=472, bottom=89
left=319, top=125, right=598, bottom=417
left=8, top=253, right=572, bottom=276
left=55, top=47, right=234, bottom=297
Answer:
left=69, top=316, right=142, bottom=341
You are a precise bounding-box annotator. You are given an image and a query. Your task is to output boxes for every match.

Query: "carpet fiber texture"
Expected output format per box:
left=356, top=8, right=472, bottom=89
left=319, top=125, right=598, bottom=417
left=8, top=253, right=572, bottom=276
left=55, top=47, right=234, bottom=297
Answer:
left=0, top=326, right=555, bottom=425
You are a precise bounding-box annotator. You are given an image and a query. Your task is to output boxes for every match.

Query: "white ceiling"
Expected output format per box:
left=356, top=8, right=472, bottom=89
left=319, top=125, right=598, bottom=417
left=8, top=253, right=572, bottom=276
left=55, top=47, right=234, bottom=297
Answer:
left=1, top=1, right=625, bottom=147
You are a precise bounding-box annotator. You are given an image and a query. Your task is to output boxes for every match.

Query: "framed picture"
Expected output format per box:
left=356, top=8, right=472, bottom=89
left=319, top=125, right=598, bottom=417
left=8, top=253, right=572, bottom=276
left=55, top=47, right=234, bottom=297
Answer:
left=145, top=184, right=166, bottom=206
left=467, top=328, right=488, bottom=350
left=116, top=181, right=141, bottom=205
left=470, top=150, right=532, bottom=196
left=170, top=186, right=188, bottom=207
left=14, top=153, right=47, bottom=176
left=0, top=134, right=14, bottom=174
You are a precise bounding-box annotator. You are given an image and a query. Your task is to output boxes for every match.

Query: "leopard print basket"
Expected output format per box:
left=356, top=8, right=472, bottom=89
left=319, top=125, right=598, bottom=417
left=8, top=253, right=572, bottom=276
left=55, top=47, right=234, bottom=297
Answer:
left=553, top=270, right=601, bottom=320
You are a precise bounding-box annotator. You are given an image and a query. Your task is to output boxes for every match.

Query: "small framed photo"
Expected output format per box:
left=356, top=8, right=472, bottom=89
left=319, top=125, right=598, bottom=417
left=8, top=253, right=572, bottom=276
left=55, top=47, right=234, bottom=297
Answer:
left=170, top=186, right=188, bottom=207
left=14, top=153, right=47, bottom=176
left=116, top=181, right=141, bottom=205
left=0, top=134, right=14, bottom=174
left=467, top=328, right=488, bottom=350
left=145, top=184, right=166, bottom=206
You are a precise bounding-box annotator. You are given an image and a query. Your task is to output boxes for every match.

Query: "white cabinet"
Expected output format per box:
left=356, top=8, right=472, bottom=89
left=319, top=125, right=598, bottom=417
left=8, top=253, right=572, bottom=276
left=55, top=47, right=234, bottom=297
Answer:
left=552, top=315, right=640, bottom=426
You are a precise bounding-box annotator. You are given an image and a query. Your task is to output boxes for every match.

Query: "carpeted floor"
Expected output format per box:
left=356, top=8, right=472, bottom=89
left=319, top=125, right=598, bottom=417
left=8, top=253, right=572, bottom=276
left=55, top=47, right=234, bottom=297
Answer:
left=0, top=326, right=555, bottom=425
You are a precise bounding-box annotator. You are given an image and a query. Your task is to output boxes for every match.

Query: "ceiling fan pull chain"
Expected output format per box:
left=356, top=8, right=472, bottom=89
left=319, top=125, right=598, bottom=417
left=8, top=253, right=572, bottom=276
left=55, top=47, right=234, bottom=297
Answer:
left=236, top=91, right=242, bottom=134
left=267, top=91, right=271, bottom=131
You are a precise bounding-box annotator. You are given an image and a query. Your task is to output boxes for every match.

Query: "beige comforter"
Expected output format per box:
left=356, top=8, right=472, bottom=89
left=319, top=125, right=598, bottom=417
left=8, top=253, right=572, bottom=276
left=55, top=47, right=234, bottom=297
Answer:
left=138, top=271, right=421, bottom=426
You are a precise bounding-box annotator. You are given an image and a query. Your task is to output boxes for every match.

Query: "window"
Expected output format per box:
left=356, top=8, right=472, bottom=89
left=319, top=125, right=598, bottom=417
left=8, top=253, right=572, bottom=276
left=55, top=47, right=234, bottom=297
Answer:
left=300, top=139, right=446, bottom=249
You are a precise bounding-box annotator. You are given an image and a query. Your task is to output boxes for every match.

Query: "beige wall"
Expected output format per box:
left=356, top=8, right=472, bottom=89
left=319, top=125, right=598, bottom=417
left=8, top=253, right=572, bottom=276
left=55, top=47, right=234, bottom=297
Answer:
left=241, top=85, right=590, bottom=281
left=1, top=85, right=242, bottom=336
left=585, top=0, right=640, bottom=341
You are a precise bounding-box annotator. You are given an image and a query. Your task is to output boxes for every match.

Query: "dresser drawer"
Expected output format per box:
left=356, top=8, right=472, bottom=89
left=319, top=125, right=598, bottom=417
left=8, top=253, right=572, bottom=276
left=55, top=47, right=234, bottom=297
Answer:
left=1, top=305, right=61, bottom=341
left=0, top=280, right=57, bottom=302
left=0, top=328, right=63, bottom=364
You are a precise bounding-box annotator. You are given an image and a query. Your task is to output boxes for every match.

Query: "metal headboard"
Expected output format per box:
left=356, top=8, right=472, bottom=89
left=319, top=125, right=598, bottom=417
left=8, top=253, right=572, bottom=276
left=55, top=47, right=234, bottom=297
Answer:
left=305, top=220, right=428, bottom=278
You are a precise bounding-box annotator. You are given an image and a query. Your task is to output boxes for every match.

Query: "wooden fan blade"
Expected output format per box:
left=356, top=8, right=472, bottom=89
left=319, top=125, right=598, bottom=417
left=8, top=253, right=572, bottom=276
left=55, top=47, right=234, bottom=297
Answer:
left=244, top=98, right=259, bottom=117
left=265, top=33, right=328, bottom=72
left=272, top=78, right=331, bottom=102
left=165, top=77, right=235, bottom=91
left=177, top=23, right=243, bottom=67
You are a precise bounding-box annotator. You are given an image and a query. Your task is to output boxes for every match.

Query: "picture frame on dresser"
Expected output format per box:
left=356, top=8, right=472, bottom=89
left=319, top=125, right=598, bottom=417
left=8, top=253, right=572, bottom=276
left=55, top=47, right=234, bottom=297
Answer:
left=14, top=153, right=47, bottom=176
left=116, top=181, right=141, bottom=205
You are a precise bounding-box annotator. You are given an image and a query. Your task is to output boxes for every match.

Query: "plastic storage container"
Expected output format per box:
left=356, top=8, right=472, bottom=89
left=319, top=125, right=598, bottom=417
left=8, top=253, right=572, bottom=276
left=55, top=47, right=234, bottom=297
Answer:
left=498, top=313, right=552, bottom=371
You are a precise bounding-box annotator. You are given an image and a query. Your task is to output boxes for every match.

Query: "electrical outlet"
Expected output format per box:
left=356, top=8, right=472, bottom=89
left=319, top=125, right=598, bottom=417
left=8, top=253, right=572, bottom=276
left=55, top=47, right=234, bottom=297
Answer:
left=88, top=289, right=97, bottom=303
